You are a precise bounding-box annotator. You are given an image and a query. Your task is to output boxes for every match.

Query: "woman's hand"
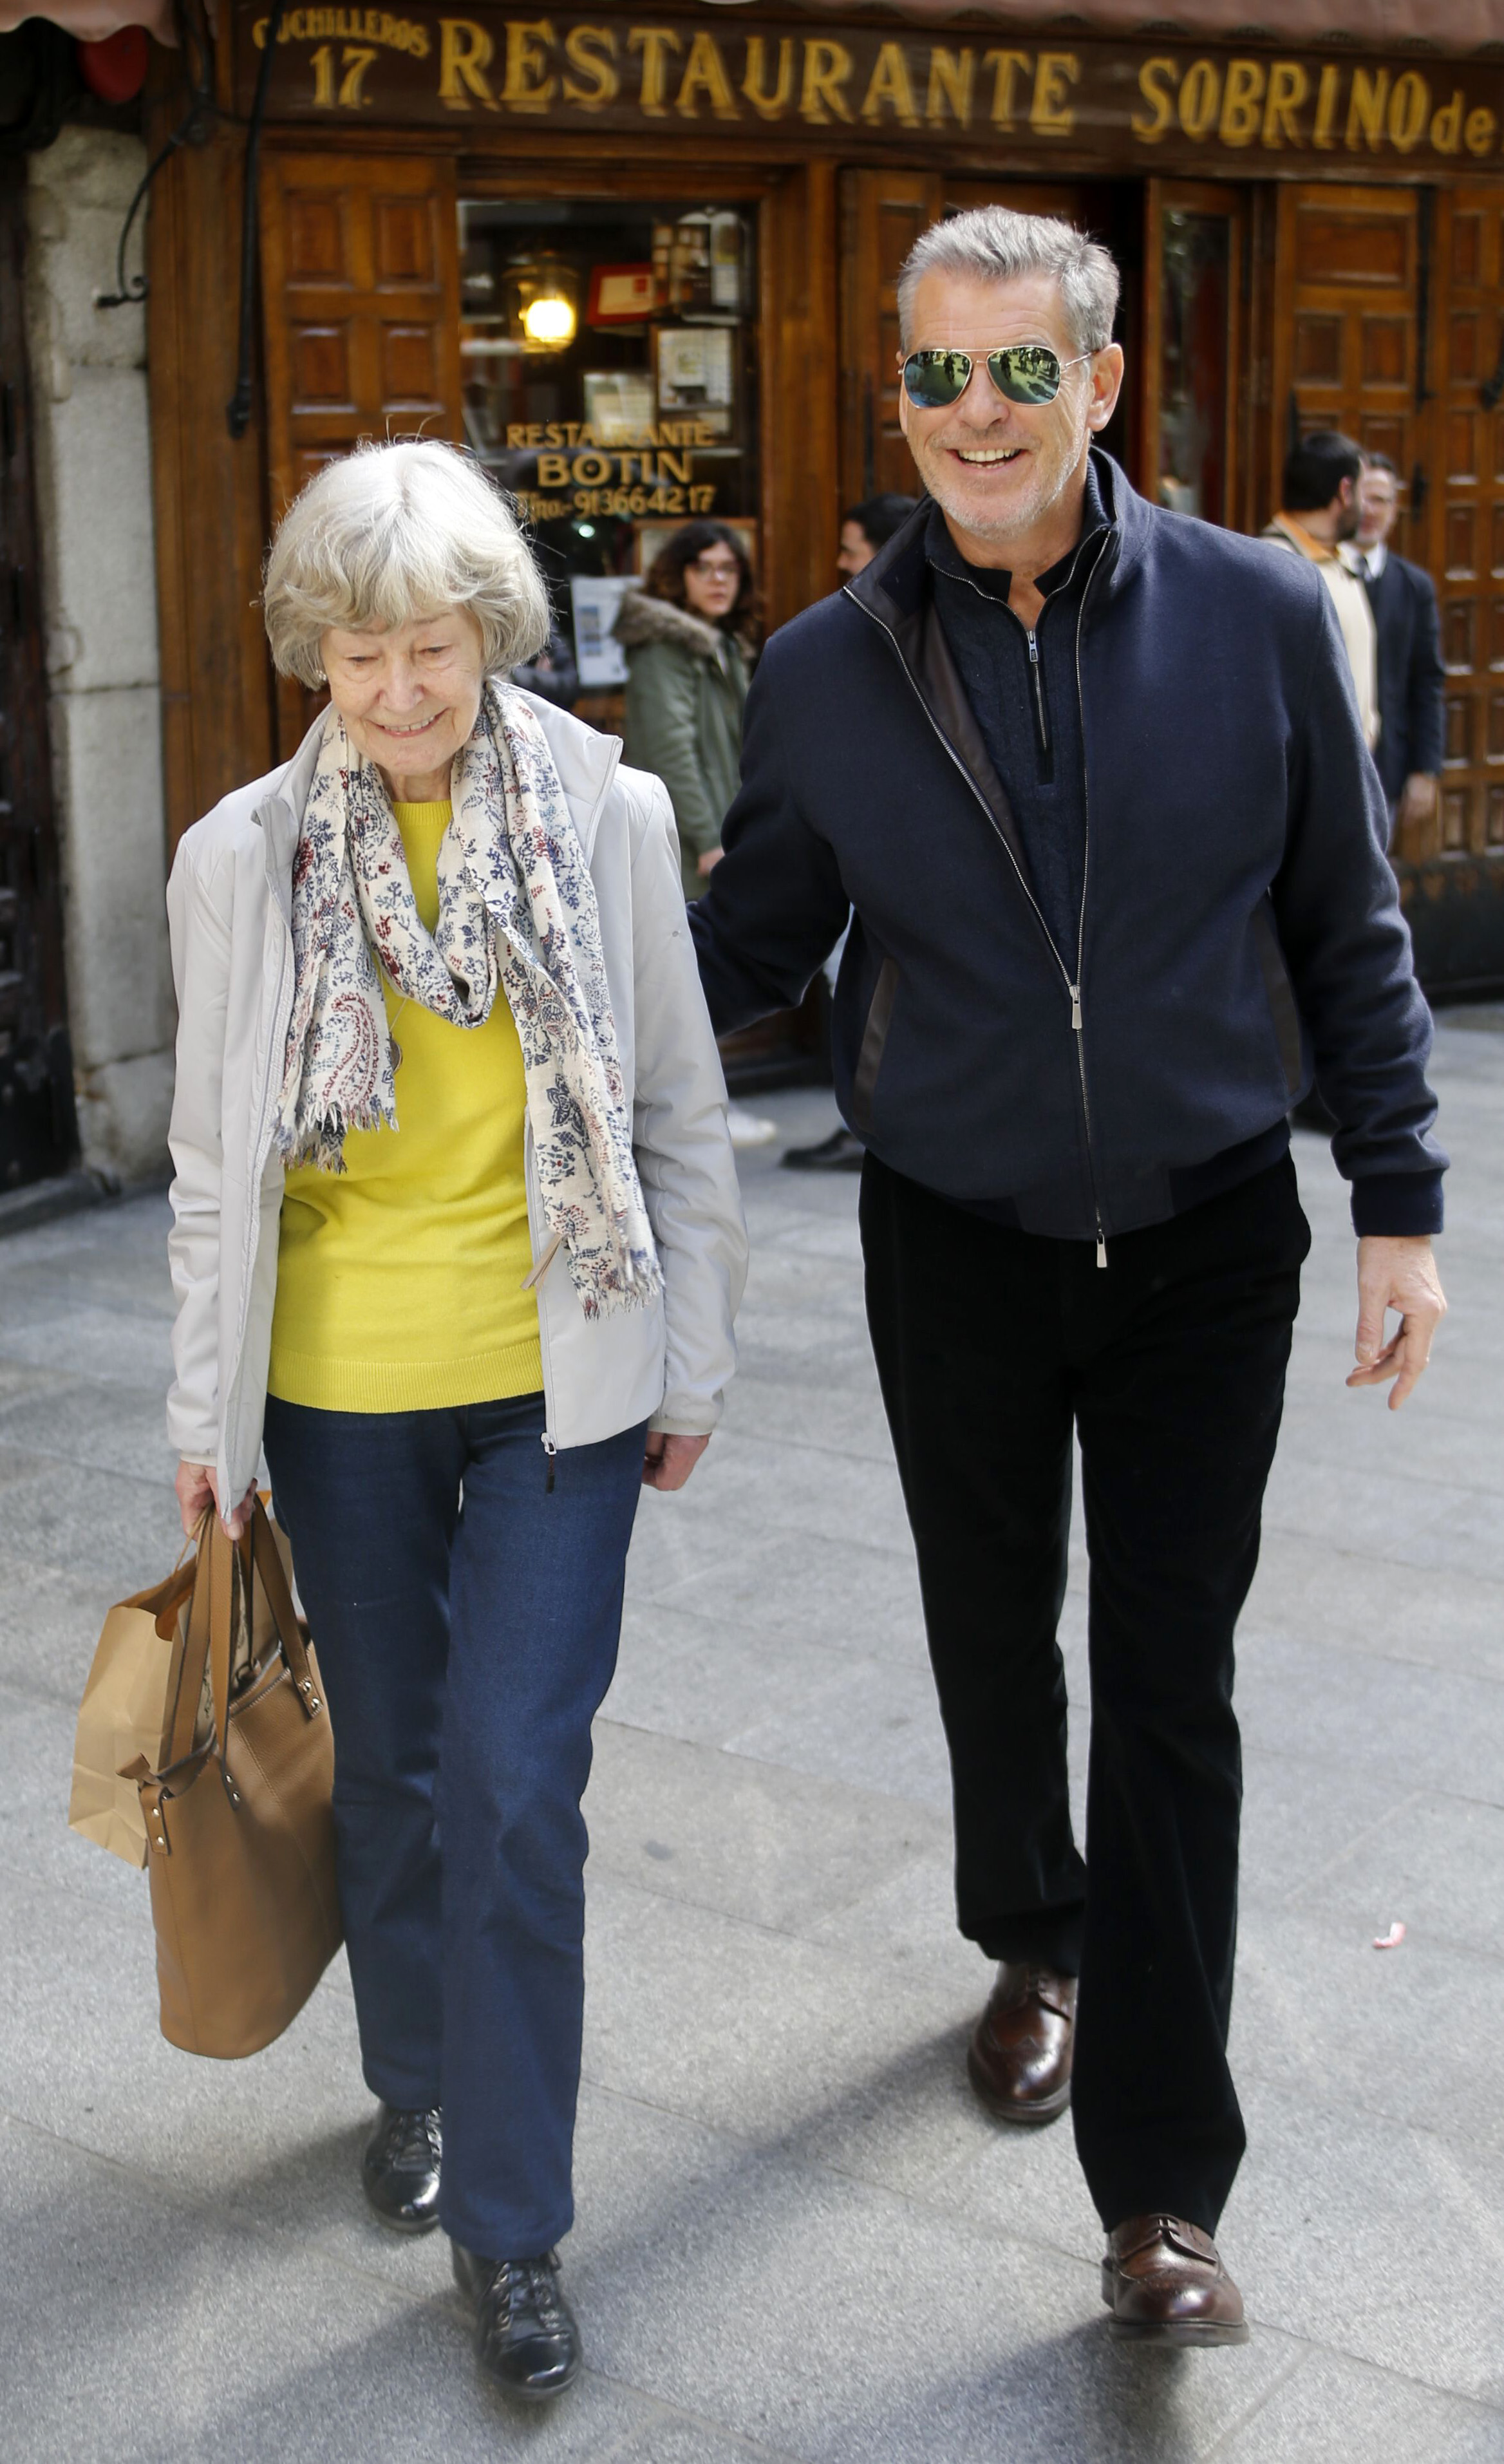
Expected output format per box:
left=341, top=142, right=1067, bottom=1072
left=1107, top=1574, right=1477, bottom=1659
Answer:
left=641, top=1431, right=710, bottom=1491
left=174, top=1459, right=256, bottom=1539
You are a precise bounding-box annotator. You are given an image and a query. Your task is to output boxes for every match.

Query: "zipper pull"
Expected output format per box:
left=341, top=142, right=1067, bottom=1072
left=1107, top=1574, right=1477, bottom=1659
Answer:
left=1027, top=628, right=1039, bottom=663
left=1069, top=983, right=1083, bottom=1032
left=541, top=1432, right=557, bottom=1495
left=1096, top=1227, right=1107, bottom=1270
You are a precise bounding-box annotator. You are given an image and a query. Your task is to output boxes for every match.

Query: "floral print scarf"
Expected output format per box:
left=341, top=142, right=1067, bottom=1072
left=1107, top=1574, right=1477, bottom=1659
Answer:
left=275, top=680, right=663, bottom=1320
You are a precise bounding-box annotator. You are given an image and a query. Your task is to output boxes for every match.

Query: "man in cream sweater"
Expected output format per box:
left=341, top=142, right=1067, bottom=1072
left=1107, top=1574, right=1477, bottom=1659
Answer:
left=1263, top=429, right=1380, bottom=753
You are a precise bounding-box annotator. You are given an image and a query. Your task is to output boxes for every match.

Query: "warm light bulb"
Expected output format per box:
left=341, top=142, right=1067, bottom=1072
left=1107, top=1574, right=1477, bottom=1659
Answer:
left=522, top=294, right=576, bottom=346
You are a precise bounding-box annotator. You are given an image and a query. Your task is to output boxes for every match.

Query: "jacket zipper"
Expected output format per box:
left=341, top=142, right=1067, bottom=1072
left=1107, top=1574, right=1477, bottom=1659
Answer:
left=848, top=565, right=1109, bottom=1265
left=1025, top=627, right=1052, bottom=775
left=1071, top=542, right=1110, bottom=1269
left=523, top=1129, right=560, bottom=1466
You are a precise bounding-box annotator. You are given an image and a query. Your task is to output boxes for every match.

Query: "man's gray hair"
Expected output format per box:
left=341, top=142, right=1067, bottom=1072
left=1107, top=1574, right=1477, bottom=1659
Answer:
left=898, top=207, right=1120, bottom=355
left=264, top=438, right=552, bottom=687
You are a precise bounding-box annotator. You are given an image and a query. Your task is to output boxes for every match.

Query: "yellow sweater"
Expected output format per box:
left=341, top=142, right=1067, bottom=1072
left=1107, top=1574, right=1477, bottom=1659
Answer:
left=267, top=800, right=542, bottom=1411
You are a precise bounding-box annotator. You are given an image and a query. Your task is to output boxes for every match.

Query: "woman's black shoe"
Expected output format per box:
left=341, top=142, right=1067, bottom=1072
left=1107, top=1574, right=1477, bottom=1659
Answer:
left=362, top=2103, right=442, bottom=2234
left=452, top=2243, right=581, bottom=2402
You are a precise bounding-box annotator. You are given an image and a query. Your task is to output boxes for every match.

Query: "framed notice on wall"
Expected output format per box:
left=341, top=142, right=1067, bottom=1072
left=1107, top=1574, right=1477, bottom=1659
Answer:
left=569, top=574, right=631, bottom=687
left=588, top=264, right=655, bottom=325
left=581, top=370, right=656, bottom=447
left=655, top=326, right=734, bottom=436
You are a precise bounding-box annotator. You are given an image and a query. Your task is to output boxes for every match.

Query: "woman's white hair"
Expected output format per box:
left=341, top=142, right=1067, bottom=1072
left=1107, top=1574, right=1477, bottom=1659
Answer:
left=263, top=438, right=552, bottom=687
left=898, top=207, right=1120, bottom=355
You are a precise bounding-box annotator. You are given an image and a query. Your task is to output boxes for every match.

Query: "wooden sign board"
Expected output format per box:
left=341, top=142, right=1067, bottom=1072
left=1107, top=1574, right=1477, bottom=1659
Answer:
left=237, top=8, right=1504, bottom=177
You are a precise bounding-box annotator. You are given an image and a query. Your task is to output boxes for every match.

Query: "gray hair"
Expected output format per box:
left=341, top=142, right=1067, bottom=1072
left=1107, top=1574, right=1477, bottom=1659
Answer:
left=263, top=438, right=552, bottom=688
left=898, top=207, right=1120, bottom=356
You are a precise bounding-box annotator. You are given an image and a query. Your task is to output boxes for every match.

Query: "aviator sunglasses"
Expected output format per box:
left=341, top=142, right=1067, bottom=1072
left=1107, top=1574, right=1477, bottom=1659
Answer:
left=901, top=343, right=1093, bottom=410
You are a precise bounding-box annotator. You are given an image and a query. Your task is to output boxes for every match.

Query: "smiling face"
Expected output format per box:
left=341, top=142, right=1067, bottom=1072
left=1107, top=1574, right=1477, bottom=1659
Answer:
left=320, top=606, right=487, bottom=802
left=897, top=268, right=1123, bottom=569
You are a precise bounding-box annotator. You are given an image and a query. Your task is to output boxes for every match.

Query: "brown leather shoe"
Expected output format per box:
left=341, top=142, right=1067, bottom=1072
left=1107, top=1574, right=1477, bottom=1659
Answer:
left=1101, top=2215, right=1250, bottom=2345
left=966, top=1962, right=1076, bottom=2125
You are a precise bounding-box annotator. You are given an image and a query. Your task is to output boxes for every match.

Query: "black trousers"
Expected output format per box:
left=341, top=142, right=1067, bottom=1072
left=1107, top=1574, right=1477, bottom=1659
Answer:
left=860, top=1151, right=1310, bottom=2235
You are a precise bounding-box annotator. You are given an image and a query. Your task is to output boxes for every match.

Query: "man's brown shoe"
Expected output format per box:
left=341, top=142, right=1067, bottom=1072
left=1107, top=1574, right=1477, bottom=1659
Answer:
left=1101, top=2215, right=1249, bottom=2345
left=966, top=1962, right=1076, bottom=2125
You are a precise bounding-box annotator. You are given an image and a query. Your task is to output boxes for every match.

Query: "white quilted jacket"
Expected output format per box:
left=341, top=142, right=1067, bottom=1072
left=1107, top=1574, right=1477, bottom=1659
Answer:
left=164, top=696, right=747, bottom=1505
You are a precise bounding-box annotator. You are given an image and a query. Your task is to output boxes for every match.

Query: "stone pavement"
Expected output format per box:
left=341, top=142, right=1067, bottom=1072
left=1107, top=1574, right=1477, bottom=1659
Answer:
left=2, top=1015, right=1502, bottom=2463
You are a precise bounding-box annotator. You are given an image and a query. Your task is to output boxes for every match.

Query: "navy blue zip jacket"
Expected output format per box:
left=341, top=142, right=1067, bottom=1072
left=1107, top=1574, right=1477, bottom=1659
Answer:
left=690, top=453, right=1445, bottom=1245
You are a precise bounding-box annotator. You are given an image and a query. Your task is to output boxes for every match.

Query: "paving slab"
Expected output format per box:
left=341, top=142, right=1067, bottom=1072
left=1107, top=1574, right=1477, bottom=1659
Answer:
left=1, top=1019, right=1501, bottom=2458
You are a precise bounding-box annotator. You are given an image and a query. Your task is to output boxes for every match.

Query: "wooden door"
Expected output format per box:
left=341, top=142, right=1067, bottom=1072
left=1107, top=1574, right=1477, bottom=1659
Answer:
left=1271, top=183, right=1422, bottom=538
left=838, top=168, right=942, bottom=507
left=260, top=153, right=464, bottom=753
left=1429, top=187, right=1504, bottom=870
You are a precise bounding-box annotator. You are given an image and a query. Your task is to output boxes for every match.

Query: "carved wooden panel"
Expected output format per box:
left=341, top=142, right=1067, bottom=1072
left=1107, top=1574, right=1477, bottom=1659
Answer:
left=1432, top=187, right=1504, bottom=856
left=1275, top=187, right=1420, bottom=511
left=259, top=151, right=463, bottom=756
left=260, top=151, right=462, bottom=522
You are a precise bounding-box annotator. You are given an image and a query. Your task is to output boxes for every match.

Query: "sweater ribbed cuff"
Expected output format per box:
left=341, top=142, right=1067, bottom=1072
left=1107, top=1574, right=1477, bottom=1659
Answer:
left=1349, top=1170, right=1444, bottom=1238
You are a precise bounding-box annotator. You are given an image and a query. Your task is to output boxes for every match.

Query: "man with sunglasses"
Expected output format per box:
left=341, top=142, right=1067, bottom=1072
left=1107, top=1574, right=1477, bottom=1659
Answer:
left=690, top=206, right=1446, bottom=2346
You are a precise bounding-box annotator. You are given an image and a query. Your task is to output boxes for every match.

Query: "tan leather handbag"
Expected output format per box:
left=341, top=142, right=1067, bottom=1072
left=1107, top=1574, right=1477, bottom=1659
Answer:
left=128, top=1499, right=343, bottom=2059
left=70, top=1512, right=300, bottom=1869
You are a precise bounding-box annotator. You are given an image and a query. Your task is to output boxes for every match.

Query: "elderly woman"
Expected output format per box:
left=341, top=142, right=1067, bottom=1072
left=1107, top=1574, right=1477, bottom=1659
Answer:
left=165, top=440, right=746, bottom=2404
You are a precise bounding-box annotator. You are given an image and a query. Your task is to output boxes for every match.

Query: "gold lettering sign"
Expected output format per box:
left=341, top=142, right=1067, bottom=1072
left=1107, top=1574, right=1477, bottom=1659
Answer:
left=500, top=421, right=719, bottom=520
left=239, top=11, right=1504, bottom=168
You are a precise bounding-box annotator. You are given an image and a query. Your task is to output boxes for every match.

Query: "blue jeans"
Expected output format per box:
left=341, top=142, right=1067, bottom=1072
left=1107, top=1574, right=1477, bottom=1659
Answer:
left=262, top=1391, right=645, bottom=2256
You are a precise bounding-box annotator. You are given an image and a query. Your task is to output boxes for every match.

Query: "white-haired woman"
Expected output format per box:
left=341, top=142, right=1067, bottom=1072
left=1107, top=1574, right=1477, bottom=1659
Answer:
left=165, top=440, right=746, bottom=2403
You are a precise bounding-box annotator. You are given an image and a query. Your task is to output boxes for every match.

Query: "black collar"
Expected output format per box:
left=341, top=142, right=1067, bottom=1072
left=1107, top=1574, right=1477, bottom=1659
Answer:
left=924, top=456, right=1111, bottom=605
left=847, top=447, right=1134, bottom=635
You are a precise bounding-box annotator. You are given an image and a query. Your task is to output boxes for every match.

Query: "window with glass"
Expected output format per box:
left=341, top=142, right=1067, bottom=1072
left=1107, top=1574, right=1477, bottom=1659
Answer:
left=1157, top=208, right=1232, bottom=525
left=459, top=198, right=759, bottom=707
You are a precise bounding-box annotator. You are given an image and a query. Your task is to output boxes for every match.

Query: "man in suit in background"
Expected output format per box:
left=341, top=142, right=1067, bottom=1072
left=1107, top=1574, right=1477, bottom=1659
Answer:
left=1356, top=455, right=1445, bottom=841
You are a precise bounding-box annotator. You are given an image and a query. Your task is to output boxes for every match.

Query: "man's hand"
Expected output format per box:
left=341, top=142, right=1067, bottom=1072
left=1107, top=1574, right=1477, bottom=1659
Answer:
left=1397, top=773, right=1439, bottom=834
left=1348, top=1236, right=1446, bottom=1409
left=642, top=1431, right=710, bottom=1491
left=174, top=1458, right=256, bottom=1539
left=697, top=845, right=724, bottom=877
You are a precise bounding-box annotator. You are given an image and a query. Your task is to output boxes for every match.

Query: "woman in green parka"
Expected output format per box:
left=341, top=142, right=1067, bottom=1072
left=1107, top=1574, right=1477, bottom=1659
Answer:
left=614, top=522, right=756, bottom=903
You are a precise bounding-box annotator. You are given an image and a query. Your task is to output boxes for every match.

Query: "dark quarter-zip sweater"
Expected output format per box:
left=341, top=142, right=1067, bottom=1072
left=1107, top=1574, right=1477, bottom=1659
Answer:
left=926, top=472, right=1107, bottom=968
left=689, top=453, right=1445, bottom=1245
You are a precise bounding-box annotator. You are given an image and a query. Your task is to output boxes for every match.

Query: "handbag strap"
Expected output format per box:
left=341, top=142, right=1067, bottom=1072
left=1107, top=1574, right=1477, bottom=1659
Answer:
left=247, top=1498, right=324, bottom=1720
left=157, top=1500, right=324, bottom=1785
left=162, top=1507, right=218, bottom=1773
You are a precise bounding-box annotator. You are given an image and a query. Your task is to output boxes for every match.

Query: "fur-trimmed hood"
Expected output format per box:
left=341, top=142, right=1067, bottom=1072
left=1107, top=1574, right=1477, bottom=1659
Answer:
left=614, top=588, right=750, bottom=664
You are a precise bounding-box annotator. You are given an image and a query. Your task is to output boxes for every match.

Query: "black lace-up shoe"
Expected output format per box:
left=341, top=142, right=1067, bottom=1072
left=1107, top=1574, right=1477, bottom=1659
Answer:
left=361, top=2103, right=442, bottom=2234
left=452, top=2243, right=581, bottom=2403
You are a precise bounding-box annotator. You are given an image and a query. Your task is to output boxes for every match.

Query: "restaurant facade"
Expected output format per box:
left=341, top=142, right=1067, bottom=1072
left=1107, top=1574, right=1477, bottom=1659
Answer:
left=146, top=0, right=1504, bottom=993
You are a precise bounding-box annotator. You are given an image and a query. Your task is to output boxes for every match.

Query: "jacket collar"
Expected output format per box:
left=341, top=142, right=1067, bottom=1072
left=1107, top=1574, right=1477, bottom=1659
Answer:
left=614, top=587, right=732, bottom=664
left=1267, top=511, right=1345, bottom=566
left=845, top=447, right=1138, bottom=632
left=251, top=688, right=625, bottom=885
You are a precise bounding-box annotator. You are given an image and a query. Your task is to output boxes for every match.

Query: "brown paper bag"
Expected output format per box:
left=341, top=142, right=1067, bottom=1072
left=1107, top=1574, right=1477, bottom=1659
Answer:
left=68, top=1559, right=196, bottom=1867
left=68, top=1508, right=299, bottom=1868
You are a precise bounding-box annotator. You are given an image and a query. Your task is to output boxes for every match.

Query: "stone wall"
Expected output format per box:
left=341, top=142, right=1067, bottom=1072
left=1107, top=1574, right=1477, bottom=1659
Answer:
left=25, top=129, right=172, bottom=1183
